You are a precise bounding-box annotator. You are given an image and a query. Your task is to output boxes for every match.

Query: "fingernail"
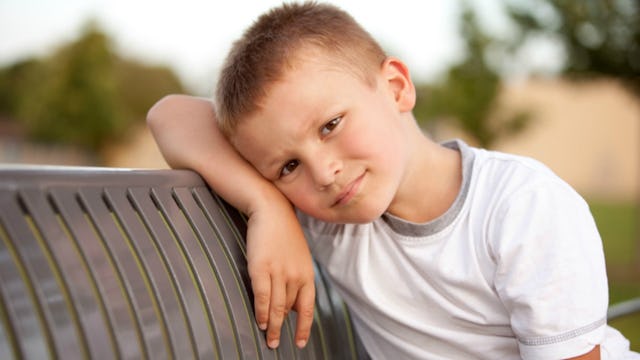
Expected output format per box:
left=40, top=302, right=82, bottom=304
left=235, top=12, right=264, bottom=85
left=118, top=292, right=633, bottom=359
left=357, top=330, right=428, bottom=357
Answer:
left=259, top=323, right=266, bottom=330
left=296, top=339, right=307, bottom=348
left=268, top=339, right=279, bottom=349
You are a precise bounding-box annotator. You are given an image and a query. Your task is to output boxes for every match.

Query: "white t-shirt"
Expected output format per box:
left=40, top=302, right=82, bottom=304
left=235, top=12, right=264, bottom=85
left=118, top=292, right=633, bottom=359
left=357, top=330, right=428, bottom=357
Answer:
left=298, top=140, right=637, bottom=359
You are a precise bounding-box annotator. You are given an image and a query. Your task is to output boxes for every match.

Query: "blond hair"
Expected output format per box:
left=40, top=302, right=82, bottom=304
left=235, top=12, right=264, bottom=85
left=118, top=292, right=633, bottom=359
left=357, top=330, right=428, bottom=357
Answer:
left=215, top=1, right=387, bottom=137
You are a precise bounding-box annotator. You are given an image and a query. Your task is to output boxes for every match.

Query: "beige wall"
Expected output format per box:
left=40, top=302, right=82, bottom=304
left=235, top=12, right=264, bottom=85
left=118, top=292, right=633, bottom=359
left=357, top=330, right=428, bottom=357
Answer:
left=492, top=78, right=639, bottom=201
left=104, top=123, right=169, bottom=169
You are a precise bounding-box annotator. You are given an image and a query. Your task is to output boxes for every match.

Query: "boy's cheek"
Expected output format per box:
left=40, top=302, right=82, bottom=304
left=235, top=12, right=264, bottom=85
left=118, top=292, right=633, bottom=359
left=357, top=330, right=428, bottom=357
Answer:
left=274, top=183, right=305, bottom=206
left=281, top=188, right=317, bottom=214
left=285, top=192, right=308, bottom=209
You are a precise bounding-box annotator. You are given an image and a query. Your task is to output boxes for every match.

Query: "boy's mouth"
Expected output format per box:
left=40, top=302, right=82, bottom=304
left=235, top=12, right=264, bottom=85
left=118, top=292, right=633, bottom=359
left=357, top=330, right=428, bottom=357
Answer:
left=332, top=172, right=365, bottom=207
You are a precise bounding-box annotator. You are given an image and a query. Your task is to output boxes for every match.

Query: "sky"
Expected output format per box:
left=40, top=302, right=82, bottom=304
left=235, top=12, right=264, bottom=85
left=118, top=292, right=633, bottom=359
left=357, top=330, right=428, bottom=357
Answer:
left=0, top=0, right=552, bottom=94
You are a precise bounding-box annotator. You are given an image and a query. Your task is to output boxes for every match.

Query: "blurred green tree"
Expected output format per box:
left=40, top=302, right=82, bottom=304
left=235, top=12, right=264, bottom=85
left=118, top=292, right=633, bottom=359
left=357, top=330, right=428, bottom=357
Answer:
left=506, top=0, right=639, bottom=94
left=0, top=59, right=46, bottom=119
left=19, top=23, right=122, bottom=151
left=0, top=22, right=184, bottom=153
left=115, top=59, right=184, bottom=123
left=414, top=7, right=530, bottom=148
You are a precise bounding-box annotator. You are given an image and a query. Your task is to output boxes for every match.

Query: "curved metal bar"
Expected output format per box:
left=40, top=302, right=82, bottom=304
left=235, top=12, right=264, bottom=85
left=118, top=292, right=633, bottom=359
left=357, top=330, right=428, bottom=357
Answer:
left=608, top=297, right=640, bottom=321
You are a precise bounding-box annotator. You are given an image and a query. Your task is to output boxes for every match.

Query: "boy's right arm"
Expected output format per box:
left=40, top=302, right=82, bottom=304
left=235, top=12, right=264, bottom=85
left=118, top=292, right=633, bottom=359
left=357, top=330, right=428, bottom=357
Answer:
left=147, top=95, right=315, bottom=349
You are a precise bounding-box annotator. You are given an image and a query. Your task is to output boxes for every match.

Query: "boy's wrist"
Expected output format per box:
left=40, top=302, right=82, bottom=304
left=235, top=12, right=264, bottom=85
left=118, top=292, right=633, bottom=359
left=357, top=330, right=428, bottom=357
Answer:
left=245, top=183, right=294, bottom=218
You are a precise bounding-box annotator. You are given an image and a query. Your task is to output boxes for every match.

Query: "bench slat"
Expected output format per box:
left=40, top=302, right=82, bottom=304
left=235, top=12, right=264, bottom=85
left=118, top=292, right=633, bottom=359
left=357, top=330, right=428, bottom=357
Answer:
left=192, top=188, right=251, bottom=292
left=127, top=186, right=217, bottom=359
left=105, top=187, right=194, bottom=359
left=173, top=186, right=265, bottom=359
left=49, top=188, right=142, bottom=359
left=152, top=186, right=239, bottom=359
left=22, top=188, right=117, bottom=359
left=79, top=188, right=167, bottom=359
left=0, top=194, right=48, bottom=359
left=1, top=189, right=83, bottom=359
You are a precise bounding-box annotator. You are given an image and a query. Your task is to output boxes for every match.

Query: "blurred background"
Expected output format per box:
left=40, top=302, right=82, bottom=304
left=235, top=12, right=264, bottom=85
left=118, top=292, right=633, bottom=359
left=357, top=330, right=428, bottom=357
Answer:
left=1, top=0, right=638, bottom=349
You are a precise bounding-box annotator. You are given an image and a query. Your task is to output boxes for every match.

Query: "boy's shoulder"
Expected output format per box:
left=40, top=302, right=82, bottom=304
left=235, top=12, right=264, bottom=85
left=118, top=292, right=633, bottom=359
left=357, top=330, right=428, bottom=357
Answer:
left=472, top=144, right=553, bottom=176
left=470, top=143, right=569, bottom=191
left=440, top=140, right=587, bottom=225
left=442, top=139, right=568, bottom=198
left=466, top=142, right=589, bottom=218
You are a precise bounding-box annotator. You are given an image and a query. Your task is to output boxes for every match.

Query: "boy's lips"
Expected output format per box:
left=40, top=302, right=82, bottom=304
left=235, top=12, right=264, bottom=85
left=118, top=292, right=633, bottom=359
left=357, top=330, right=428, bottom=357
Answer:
left=332, top=172, right=365, bottom=207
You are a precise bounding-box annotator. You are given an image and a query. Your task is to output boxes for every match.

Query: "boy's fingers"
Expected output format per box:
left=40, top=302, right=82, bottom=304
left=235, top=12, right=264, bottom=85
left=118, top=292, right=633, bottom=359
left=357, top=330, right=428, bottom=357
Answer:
left=285, top=283, right=298, bottom=311
left=267, top=276, right=287, bottom=349
left=251, top=273, right=271, bottom=331
left=294, top=283, right=315, bottom=349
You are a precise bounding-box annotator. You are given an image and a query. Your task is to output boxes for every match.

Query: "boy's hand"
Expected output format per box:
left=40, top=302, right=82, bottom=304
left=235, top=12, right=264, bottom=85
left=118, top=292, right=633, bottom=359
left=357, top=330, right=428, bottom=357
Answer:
left=246, top=200, right=315, bottom=349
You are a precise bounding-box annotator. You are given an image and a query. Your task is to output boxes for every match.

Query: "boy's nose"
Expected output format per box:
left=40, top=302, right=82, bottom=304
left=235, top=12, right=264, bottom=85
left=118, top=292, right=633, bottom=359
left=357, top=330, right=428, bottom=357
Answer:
left=310, top=155, right=341, bottom=189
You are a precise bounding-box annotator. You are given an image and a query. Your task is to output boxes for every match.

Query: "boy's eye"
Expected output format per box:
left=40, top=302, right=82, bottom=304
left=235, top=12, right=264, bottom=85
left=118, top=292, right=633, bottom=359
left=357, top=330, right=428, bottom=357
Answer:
left=280, top=159, right=299, bottom=177
left=320, top=117, right=341, bottom=136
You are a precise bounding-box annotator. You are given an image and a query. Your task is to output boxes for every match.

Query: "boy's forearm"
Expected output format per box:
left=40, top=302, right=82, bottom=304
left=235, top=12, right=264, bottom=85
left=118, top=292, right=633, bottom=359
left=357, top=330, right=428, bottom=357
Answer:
left=146, top=94, right=287, bottom=215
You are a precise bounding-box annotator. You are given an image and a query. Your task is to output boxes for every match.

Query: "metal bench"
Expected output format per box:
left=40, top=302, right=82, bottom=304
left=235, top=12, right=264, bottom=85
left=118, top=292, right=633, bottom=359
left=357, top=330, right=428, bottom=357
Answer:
left=0, top=166, right=369, bottom=359
left=0, top=166, right=637, bottom=359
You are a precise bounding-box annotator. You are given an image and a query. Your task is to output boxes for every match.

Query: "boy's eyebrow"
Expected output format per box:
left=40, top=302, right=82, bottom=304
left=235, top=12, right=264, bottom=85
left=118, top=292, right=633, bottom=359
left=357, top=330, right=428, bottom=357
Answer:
left=257, top=114, right=318, bottom=177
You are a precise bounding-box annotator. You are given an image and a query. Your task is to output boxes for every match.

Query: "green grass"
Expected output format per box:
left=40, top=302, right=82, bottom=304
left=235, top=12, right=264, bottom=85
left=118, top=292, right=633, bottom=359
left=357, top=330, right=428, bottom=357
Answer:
left=590, top=200, right=639, bottom=265
left=588, top=199, right=640, bottom=352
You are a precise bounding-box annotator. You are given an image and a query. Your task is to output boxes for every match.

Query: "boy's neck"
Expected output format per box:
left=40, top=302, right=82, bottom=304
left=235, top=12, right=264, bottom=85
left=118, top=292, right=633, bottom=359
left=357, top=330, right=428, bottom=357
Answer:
left=387, top=120, right=462, bottom=223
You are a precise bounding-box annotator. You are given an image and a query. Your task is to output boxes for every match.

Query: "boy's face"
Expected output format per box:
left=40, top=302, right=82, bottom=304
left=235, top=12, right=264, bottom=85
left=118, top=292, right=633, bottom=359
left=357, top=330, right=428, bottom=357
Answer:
left=232, top=54, right=414, bottom=223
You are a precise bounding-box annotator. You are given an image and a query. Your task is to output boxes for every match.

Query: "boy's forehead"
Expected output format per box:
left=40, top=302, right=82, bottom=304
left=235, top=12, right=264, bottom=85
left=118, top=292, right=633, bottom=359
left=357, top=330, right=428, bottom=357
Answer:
left=282, top=45, right=374, bottom=83
left=229, top=46, right=380, bottom=144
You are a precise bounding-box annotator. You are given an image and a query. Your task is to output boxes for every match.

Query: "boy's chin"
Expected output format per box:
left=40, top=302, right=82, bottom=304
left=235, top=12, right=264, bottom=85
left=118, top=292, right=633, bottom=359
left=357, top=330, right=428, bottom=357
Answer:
left=306, top=207, right=386, bottom=224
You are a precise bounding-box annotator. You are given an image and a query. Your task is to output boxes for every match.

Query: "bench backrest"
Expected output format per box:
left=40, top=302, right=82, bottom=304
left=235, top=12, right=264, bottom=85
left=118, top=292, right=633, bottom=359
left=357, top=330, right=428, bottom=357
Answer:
left=0, top=167, right=368, bottom=359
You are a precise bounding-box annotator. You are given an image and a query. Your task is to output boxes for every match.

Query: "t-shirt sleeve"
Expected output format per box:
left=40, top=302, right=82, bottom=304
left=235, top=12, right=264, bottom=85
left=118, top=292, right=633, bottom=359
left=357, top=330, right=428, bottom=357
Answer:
left=490, top=178, right=608, bottom=359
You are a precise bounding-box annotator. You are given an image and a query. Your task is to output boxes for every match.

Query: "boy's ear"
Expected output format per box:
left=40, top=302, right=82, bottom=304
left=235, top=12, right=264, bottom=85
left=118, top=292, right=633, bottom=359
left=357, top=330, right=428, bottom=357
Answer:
left=380, top=57, right=416, bottom=112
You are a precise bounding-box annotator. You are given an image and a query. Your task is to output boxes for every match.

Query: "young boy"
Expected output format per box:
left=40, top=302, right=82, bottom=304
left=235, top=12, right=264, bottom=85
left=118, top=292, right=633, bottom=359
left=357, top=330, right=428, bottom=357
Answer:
left=147, top=2, right=638, bottom=359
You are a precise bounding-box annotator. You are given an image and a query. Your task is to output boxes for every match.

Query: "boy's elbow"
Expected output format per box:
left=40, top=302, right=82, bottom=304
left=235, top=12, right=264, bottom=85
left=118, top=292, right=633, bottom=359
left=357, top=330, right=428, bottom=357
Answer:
left=147, top=94, right=181, bottom=130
